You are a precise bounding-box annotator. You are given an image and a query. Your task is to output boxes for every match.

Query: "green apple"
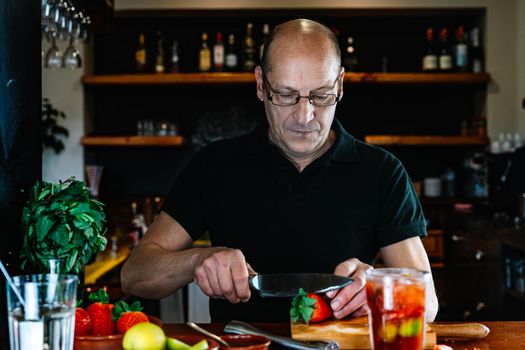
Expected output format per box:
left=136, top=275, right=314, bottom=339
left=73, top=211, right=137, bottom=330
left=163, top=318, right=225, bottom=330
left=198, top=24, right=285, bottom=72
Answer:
left=122, top=322, right=166, bottom=350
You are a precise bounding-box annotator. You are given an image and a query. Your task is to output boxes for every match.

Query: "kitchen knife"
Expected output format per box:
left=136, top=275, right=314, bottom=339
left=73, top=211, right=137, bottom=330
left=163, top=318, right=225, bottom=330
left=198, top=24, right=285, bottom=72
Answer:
left=225, top=320, right=339, bottom=350
left=249, top=273, right=352, bottom=297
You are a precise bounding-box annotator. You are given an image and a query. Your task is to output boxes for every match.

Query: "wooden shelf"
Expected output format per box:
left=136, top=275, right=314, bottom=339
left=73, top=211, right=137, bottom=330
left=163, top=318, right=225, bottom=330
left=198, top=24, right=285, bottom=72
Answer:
left=364, top=135, right=489, bottom=146
left=82, top=72, right=491, bottom=86
left=346, top=72, right=490, bottom=84
left=82, top=72, right=255, bottom=85
left=82, top=135, right=185, bottom=147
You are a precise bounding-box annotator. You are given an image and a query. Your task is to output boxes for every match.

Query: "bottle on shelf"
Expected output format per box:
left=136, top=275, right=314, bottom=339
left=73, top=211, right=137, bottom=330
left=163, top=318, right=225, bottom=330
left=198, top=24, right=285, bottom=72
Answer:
left=422, top=28, right=437, bottom=72
left=454, top=25, right=468, bottom=72
left=129, top=201, right=148, bottom=248
left=135, top=33, right=147, bottom=73
left=343, top=36, right=358, bottom=71
left=259, top=23, right=270, bottom=61
left=242, top=22, right=256, bottom=72
left=170, top=39, right=180, bottom=73
left=438, top=28, right=452, bottom=72
left=225, top=34, right=238, bottom=71
left=213, top=32, right=225, bottom=72
left=469, top=27, right=484, bottom=73
left=199, top=32, right=211, bottom=72
left=154, top=31, right=165, bottom=74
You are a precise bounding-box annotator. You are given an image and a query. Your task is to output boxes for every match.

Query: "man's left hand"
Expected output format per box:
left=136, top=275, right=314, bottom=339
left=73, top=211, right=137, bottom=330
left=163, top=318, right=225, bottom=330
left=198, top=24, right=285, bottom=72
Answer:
left=326, top=258, right=373, bottom=319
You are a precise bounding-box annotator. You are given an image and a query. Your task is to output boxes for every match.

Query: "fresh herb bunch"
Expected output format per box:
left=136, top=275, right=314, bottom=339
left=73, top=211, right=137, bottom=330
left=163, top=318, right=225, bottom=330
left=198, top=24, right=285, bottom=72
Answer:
left=20, top=177, right=107, bottom=274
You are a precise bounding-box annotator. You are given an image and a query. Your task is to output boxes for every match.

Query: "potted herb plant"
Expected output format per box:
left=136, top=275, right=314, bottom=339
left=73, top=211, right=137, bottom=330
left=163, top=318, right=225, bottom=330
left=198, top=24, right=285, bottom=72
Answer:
left=20, top=177, right=107, bottom=275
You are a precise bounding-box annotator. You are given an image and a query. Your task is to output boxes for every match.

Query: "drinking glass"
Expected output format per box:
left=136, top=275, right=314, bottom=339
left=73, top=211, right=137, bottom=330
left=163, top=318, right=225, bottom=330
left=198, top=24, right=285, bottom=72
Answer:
left=63, top=37, right=81, bottom=69
left=7, top=274, right=78, bottom=350
left=366, top=268, right=428, bottom=350
left=85, top=164, right=103, bottom=198
left=45, top=36, right=63, bottom=69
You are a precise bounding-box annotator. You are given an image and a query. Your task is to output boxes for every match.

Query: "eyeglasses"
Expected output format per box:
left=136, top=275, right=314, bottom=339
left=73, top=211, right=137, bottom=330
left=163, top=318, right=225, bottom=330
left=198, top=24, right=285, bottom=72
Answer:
left=262, top=71, right=342, bottom=107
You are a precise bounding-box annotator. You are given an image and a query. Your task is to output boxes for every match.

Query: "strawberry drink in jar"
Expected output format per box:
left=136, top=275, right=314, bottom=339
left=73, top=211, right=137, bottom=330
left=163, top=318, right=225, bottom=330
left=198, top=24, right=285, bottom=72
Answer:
left=365, top=268, right=428, bottom=350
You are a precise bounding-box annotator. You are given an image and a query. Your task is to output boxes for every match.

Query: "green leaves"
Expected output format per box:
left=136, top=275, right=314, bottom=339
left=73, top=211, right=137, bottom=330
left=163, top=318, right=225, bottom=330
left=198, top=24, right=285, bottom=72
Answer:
left=88, top=288, right=110, bottom=304
left=112, top=300, right=144, bottom=321
left=20, top=177, right=107, bottom=274
left=290, top=288, right=317, bottom=324
left=42, top=98, right=69, bottom=154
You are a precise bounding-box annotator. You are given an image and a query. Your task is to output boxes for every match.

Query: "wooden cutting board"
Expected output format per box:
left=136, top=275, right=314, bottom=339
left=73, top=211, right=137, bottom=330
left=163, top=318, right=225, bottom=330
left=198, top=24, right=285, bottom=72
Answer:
left=290, top=316, right=436, bottom=349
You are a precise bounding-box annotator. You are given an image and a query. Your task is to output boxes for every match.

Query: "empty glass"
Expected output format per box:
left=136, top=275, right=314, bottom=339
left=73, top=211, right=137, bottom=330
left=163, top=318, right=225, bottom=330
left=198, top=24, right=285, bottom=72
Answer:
left=41, top=0, right=91, bottom=69
left=63, top=37, right=81, bottom=69
left=45, top=37, right=63, bottom=69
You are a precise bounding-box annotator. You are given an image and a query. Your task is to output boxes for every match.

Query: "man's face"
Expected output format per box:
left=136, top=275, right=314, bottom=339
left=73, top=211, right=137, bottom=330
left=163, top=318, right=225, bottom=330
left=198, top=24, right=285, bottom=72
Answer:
left=256, top=42, right=344, bottom=161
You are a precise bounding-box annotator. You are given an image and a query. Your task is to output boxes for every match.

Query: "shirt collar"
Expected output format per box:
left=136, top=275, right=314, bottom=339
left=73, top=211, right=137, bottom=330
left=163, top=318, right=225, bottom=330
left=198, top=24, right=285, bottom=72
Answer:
left=244, top=118, right=360, bottom=163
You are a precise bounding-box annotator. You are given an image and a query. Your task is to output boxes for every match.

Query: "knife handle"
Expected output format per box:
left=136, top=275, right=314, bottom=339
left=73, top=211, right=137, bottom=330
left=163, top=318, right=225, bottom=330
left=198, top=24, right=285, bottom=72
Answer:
left=224, top=320, right=339, bottom=350
left=430, top=322, right=490, bottom=339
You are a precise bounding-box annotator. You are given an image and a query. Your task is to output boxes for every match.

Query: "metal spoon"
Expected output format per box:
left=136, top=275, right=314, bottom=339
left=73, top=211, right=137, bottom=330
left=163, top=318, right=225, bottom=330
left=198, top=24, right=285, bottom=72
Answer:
left=187, top=321, right=231, bottom=347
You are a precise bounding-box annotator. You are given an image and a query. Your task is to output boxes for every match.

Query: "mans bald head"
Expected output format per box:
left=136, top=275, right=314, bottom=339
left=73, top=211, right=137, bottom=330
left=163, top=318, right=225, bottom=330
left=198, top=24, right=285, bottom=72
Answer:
left=260, top=19, right=341, bottom=74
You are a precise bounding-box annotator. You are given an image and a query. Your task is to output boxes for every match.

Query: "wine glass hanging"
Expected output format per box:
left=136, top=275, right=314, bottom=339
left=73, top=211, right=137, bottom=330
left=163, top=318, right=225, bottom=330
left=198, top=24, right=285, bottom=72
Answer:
left=42, top=0, right=90, bottom=70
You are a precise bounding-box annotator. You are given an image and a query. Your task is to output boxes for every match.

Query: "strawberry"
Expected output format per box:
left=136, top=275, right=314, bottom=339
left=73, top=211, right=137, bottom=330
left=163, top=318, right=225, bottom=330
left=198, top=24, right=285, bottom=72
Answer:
left=112, top=300, right=149, bottom=334
left=290, top=288, right=333, bottom=324
left=74, top=307, right=93, bottom=336
left=86, top=289, right=115, bottom=336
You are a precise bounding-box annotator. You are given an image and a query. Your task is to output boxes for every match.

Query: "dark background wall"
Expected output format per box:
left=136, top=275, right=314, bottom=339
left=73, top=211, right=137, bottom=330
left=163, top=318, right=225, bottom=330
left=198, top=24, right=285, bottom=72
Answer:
left=0, top=0, right=41, bottom=347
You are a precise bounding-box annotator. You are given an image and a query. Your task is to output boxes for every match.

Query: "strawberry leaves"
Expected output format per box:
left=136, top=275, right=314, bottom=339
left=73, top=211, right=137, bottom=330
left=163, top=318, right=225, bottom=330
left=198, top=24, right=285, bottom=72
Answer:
left=112, top=300, right=143, bottom=321
left=88, top=289, right=110, bottom=304
left=290, top=288, right=317, bottom=324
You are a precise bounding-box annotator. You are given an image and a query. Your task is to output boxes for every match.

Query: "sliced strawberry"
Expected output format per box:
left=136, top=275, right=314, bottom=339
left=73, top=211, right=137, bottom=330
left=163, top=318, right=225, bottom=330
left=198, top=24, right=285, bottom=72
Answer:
left=86, top=289, right=115, bottom=336
left=74, top=307, right=93, bottom=336
left=290, top=288, right=333, bottom=324
left=112, top=300, right=149, bottom=334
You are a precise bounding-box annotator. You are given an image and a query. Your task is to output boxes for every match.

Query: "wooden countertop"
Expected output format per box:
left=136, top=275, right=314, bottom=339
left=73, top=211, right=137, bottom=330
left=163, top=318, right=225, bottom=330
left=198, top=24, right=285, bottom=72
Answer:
left=162, top=322, right=525, bottom=350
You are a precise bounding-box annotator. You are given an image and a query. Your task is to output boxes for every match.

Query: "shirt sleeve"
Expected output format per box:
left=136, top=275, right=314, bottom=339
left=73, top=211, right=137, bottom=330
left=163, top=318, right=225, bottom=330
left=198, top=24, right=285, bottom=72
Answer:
left=375, top=153, right=427, bottom=248
left=161, top=147, right=211, bottom=240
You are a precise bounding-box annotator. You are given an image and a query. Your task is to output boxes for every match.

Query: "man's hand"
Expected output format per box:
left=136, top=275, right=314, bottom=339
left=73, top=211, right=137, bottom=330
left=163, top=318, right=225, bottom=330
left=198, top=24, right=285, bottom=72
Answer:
left=193, top=247, right=255, bottom=304
left=326, top=258, right=373, bottom=319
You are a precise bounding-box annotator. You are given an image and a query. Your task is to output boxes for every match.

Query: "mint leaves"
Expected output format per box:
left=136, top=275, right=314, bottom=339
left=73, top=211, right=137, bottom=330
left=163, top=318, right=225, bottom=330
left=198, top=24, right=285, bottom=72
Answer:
left=20, top=177, right=107, bottom=274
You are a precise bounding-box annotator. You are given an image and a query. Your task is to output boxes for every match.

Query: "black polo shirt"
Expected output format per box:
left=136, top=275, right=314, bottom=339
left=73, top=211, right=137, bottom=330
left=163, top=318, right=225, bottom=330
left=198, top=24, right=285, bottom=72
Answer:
left=162, top=119, right=426, bottom=322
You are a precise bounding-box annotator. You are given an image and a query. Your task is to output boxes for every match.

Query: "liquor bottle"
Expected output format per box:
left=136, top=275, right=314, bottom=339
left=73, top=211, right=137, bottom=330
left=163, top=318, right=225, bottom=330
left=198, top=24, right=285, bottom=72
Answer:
left=343, top=36, right=358, bottom=71
left=135, top=33, right=147, bottom=73
left=171, top=39, right=180, bottom=73
left=259, top=23, right=270, bottom=60
left=213, top=32, right=225, bottom=72
left=225, top=34, right=238, bottom=71
left=199, top=32, right=211, bottom=72
left=154, top=31, right=165, bottom=74
left=242, top=22, right=256, bottom=72
left=129, top=201, right=148, bottom=248
left=469, top=27, right=484, bottom=73
left=438, top=28, right=452, bottom=72
left=422, top=28, right=437, bottom=71
left=454, top=26, right=468, bottom=72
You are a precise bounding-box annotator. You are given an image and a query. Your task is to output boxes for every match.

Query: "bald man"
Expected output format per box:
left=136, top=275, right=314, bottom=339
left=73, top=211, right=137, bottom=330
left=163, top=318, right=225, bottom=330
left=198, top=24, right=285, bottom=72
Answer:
left=121, top=19, right=438, bottom=322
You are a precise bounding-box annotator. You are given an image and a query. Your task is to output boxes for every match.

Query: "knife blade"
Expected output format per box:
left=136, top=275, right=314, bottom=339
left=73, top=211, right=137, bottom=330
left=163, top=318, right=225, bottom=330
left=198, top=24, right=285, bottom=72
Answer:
left=249, top=273, right=353, bottom=297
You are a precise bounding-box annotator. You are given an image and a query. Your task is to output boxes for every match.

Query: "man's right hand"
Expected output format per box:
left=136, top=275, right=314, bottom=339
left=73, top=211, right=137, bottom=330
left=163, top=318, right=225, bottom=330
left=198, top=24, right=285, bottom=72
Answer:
left=193, top=247, right=254, bottom=303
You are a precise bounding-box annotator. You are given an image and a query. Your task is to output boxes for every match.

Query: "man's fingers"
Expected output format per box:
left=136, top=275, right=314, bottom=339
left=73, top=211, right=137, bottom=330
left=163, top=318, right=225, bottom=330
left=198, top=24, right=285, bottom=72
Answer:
left=246, top=262, right=257, bottom=276
left=333, top=259, right=358, bottom=277
left=351, top=304, right=369, bottom=318
left=230, top=254, right=251, bottom=302
left=333, top=289, right=367, bottom=318
left=216, top=265, right=240, bottom=303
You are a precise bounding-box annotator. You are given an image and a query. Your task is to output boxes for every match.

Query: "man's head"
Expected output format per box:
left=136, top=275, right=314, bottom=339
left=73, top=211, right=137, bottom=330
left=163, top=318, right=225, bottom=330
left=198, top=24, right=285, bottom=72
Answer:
left=255, top=19, right=344, bottom=164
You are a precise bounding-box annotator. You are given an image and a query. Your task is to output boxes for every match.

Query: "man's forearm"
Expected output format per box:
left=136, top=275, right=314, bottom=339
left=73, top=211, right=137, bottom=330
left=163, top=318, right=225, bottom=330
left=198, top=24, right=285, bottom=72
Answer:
left=121, top=243, right=212, bottom=299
